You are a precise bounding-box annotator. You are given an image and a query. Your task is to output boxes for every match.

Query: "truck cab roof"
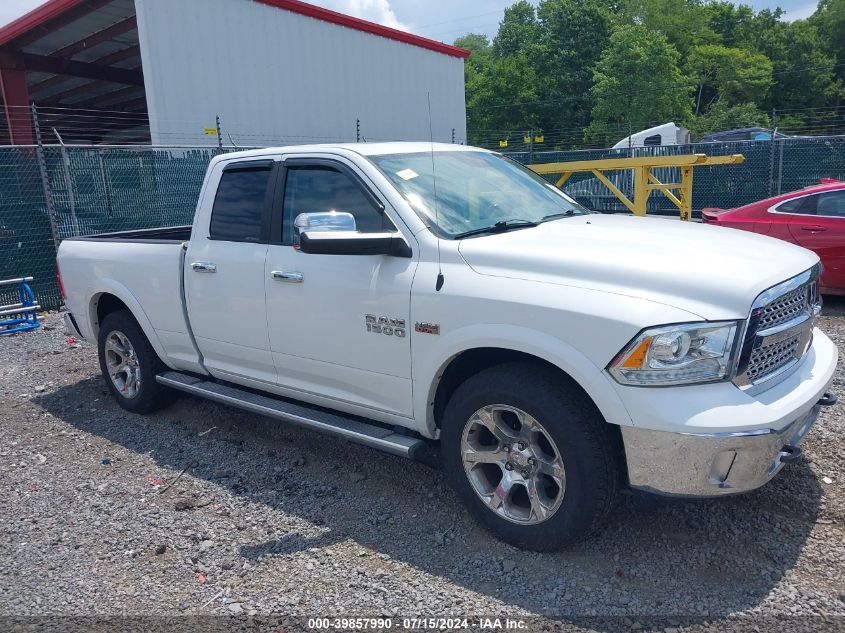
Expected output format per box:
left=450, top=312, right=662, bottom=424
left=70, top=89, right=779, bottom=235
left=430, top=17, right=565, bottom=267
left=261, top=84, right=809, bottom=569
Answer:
left=212, top=142, right=489, bottom=163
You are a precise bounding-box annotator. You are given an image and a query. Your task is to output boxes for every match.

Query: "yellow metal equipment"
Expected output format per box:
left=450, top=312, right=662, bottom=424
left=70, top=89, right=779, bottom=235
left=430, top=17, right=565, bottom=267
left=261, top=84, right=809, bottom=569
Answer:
left=529, top=153, right=745, bottom=221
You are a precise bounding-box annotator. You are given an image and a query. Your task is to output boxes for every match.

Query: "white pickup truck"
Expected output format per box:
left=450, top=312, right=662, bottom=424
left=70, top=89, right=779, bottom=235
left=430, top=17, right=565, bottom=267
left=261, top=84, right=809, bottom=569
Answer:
left=57, top=143, right=838, bottom=550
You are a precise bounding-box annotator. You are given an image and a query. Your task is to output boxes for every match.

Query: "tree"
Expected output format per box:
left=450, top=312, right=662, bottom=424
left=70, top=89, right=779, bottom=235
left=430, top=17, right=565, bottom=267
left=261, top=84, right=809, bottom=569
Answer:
left=704, top=1, right=758, bottom=49
left=616, top=0, right=718, bottom=58
left=492, top=1, right=539, bottom=58
left=456, top=33, right=541, bottom=143
left=688, top=102, right=770, bottom=138
left=587, top=25, right=693, bottom=143
left=810, top=0, right=845, bottom=84
left=754, top=20, right=839, bottom=113
left=686, top=45, right=773, bottom=112
left=534, top=0, right=613, bottom=131
left=455, top=34, right=495, bottom=136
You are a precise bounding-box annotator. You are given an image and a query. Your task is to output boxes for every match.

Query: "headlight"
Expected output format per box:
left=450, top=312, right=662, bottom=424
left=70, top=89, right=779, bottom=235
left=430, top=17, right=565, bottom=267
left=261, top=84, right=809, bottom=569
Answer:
left=608, top=321, right=740, bottom=386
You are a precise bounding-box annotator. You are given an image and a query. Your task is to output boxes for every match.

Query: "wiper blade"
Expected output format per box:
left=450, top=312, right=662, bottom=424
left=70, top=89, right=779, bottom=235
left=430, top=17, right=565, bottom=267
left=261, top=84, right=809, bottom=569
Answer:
left=453, top=220, right=538, bottom=239
left=540, top=210, right=577, bottom=222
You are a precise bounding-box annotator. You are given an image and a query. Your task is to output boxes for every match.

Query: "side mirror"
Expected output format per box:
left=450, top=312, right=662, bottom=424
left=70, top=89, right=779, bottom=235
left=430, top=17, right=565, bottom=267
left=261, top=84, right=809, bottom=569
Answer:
left=294, top=211, right=410, bottom=257
left=299, top=231, right=411, bottom=258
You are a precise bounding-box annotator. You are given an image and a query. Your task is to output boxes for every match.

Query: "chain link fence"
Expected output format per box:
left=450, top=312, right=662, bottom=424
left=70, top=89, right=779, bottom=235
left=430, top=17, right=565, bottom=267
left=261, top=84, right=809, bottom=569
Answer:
left=0, top=145, right=231, bottom=310
left=1, top=136, right=843, bottom=311
left=509, top=135, right=845, bottom=214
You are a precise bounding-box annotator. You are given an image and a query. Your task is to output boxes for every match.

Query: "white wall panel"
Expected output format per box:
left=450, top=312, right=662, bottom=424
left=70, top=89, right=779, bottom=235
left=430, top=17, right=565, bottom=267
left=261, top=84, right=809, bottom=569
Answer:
left=135, top=0, right=466, bottom=146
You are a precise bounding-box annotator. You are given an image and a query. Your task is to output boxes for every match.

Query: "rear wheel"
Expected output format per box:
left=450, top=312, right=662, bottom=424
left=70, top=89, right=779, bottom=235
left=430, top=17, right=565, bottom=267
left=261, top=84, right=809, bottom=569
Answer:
left=441, top=362, right=619, bottom=550
left=97, top=310, right=173, bottom=414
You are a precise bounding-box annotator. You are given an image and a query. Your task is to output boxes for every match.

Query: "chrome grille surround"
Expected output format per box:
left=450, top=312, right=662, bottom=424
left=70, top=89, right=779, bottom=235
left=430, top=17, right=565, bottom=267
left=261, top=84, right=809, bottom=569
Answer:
left=734, top=264, right=821, bottom=393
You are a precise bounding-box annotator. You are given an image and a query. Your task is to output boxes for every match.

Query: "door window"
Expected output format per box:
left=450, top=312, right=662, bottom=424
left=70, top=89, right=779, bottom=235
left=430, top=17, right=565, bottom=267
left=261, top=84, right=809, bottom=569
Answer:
left=282, top=165, right=393, bottom=245
left=816, top=191, right=845, bottom=217
left=209, top=165, right=273, bottom=242
left=776, top=191, right=845, bottom=217
left=775, top=195, right=817, bottom=216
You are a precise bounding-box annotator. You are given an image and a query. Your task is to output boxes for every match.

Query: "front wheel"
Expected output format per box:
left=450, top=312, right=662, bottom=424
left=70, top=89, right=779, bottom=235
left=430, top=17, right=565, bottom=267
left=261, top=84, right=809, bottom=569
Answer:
left=97, top=309, right=173, bottom=414
left=441, top=362, right=619, bottom=551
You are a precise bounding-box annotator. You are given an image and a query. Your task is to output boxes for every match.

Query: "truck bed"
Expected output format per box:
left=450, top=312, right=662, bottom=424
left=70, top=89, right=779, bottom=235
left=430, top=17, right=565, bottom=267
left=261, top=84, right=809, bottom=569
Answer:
left=57, top=232, right=200, bottom=371
left=63, top=225, right=192, bottom=243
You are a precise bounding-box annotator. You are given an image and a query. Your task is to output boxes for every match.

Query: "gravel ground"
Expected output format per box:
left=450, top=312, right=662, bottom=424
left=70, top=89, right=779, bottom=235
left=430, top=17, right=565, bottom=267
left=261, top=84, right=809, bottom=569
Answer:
left=1, top=304, right=844, bottom=632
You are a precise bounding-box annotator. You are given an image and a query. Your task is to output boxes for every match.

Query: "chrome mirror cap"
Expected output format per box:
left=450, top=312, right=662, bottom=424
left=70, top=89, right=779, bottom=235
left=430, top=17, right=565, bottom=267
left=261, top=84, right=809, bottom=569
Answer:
left=294, top=211, right=357, bottom=233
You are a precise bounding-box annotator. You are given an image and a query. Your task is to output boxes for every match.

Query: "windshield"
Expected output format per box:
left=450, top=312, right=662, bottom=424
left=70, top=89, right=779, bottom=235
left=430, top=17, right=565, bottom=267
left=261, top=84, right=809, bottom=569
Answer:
left=369, top=151, right=589, bottom=238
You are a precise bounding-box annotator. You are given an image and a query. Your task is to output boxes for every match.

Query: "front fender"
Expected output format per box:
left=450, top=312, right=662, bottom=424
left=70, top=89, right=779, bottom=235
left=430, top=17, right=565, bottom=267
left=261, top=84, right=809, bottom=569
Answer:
left=88, top=280, right=175, bottom=370
left=412, top=323, right=633, bottom=438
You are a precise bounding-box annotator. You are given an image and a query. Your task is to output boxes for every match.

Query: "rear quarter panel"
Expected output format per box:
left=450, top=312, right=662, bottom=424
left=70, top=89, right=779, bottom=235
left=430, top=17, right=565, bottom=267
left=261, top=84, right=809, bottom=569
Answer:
left=56, top=239, right=192, bottom=369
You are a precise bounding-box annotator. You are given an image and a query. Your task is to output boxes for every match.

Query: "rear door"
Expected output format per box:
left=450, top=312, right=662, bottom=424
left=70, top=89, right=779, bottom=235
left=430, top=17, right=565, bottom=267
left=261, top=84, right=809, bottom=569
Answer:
left=184, top=158, right=279, bottom=383
left=787, top=190, right=845, bottom=292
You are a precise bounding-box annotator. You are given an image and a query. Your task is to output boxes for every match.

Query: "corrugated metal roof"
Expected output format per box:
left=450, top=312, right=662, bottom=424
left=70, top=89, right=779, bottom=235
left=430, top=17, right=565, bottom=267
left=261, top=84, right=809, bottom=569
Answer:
left=22, top=1, right=136, bottom=56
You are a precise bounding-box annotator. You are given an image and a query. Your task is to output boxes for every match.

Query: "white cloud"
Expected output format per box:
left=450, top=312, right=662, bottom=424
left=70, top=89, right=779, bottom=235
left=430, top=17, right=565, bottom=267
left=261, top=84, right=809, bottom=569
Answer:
left=318, top=0, right=409, bottom=31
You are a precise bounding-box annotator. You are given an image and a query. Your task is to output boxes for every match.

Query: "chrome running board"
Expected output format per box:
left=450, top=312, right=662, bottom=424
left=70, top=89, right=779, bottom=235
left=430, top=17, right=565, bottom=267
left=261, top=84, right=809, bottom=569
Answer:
left=156, top=371, right=425, bottom=459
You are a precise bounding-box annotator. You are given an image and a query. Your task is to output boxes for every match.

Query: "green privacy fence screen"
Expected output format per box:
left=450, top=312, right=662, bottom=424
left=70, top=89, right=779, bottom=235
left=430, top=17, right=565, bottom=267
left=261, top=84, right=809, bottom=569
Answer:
left=1, top=137, right=844, bottom=311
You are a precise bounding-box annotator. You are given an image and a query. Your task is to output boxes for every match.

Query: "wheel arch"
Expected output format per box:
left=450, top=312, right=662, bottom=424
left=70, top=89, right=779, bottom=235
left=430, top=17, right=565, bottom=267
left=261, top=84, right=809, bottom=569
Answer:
left=87, top=283, right=172, bottom=368
left=430, top=346, right=629, bottom=491
left=418, top=326, right=633, bottom=438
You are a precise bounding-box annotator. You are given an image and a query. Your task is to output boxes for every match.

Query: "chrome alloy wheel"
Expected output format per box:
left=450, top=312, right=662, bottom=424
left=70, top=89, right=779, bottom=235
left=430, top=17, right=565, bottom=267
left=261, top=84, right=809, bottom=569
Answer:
left=104, top=330, right=141, bottom=399
left=461, top=404, right=566, bottom=525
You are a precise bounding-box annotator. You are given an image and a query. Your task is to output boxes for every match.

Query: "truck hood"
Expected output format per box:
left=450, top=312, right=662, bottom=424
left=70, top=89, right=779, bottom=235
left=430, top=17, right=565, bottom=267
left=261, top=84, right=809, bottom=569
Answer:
left=457, top=213, right=819, bottom=320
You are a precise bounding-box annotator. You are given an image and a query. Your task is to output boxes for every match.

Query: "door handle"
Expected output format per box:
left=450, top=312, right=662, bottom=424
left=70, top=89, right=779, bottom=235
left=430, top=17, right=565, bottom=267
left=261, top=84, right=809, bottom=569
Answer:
left=800, top=225, right=826, bottom=232
left=191, top=262, right=217, bottom=273
left=272, top=271, right=304, bottom=283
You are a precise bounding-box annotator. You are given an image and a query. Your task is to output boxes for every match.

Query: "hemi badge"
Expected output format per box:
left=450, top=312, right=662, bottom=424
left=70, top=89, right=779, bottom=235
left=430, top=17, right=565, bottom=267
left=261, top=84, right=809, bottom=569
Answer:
left=415, top=322, right=440, bottom=335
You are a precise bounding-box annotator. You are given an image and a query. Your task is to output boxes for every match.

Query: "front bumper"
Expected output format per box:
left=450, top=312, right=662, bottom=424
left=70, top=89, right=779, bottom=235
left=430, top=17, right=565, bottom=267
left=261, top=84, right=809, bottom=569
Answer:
left=621, top=396, right=832, bottom=496
left=617, top=328, right=838, bottom=497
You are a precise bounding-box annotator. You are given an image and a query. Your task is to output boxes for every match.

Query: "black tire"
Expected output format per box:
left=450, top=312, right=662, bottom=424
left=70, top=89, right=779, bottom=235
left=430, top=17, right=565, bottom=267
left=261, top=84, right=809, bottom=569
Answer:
left=97, top=309, right=173, bottom=414
left=441, top=362, right=619, bottom=551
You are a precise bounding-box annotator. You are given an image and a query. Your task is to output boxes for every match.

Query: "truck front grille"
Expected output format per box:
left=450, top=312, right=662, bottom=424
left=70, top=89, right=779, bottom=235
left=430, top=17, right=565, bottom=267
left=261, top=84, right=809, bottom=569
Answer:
left=746, top=333, right=803, bottom=382
left=758, top=284, right=814, bottom=331
left=735, top=266, right=820, bottom=390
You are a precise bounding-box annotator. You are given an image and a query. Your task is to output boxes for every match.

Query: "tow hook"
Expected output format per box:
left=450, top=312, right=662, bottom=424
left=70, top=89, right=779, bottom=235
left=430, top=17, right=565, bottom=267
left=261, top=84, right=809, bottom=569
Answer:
left=818, top=392, right=837, bottom=407
left=778, top=445, right=802, bottom=464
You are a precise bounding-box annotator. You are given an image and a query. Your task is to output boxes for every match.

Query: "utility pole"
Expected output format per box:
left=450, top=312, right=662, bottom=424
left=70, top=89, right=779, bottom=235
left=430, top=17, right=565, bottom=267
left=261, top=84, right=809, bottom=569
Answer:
left=31, top=104, right=59, bottom=248
left=53, top=127, right=80, bottom=236
left=528, top=129, right=534, bottom=164
left=216, top=114, right=223, bottom=152
left=356, top=118, right=361, bottom=143
left=767, top=108, right=778, bottom=197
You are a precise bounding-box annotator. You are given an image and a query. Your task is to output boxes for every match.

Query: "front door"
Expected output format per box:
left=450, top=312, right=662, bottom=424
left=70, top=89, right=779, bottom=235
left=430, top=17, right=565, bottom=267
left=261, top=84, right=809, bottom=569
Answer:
left=185, top=158, right=278, bottom=384
left=264, top=157, right=416, bottom=417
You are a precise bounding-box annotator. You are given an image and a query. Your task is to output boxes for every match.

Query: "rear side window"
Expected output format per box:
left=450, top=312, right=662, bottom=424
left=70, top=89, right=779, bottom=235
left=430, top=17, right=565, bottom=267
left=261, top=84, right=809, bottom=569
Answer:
left=775, top=197, right=804, bottom=214
left=209, top=166, right=272, bottom=242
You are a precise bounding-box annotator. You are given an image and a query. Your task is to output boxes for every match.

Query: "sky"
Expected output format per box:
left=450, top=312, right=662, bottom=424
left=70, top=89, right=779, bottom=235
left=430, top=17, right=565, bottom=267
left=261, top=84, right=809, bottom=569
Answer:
left=0, top=0, right=822, bottom=42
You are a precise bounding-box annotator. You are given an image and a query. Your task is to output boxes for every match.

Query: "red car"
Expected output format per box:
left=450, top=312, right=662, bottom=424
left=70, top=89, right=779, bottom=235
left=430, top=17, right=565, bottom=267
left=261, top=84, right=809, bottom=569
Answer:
left=702, top=180, right=845, bottom=295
